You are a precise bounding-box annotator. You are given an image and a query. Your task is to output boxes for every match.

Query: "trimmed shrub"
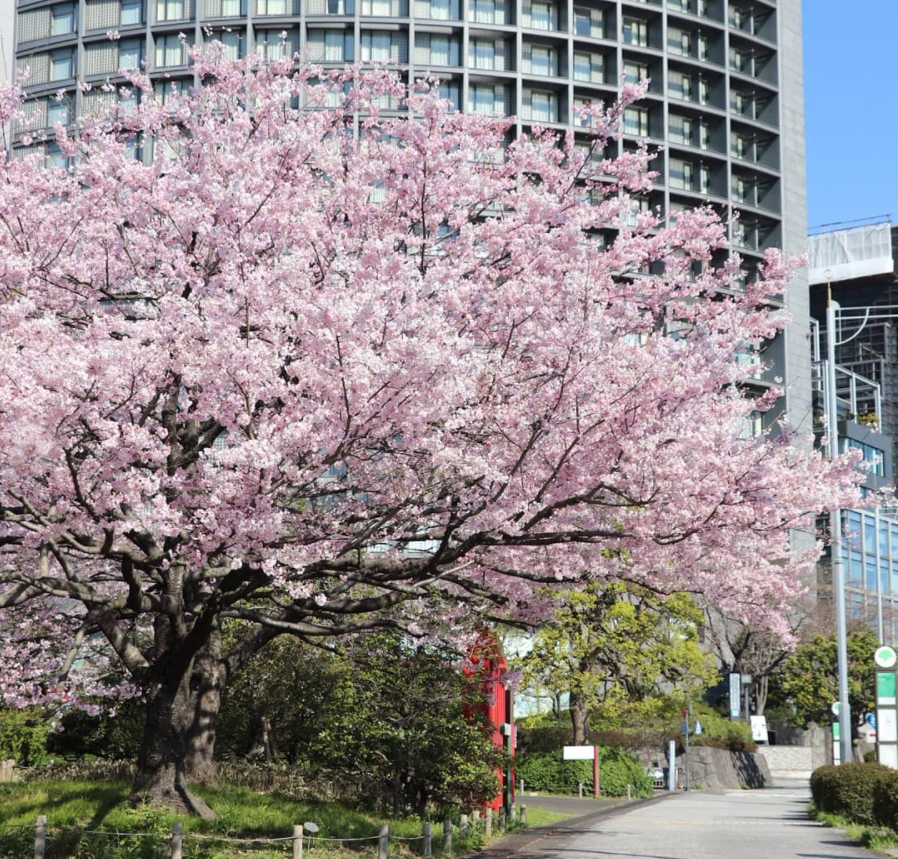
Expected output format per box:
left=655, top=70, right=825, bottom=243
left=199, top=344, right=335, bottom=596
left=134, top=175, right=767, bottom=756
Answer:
left=811, top=762, right=890, bottom=825
left=515, top=748, right=652, bottom=798
left=690, top=706, right=756, bottom=753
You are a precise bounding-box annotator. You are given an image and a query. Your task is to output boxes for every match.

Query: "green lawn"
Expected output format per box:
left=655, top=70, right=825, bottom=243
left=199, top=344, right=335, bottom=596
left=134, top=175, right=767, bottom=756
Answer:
left=0, top=780, right=574, bottom=859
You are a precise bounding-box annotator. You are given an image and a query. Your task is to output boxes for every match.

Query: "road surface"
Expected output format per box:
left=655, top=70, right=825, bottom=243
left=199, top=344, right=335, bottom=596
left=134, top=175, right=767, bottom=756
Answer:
left=512, top=781, right=876, bottom=859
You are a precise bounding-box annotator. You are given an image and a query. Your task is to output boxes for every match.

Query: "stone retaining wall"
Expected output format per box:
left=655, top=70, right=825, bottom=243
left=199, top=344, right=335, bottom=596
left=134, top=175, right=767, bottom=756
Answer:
left=677, top=746, right=771, bottom=791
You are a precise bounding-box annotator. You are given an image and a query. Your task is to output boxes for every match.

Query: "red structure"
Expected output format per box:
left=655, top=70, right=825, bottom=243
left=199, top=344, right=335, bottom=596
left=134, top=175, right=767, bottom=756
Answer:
left=465, top=631, right=514, bottom=813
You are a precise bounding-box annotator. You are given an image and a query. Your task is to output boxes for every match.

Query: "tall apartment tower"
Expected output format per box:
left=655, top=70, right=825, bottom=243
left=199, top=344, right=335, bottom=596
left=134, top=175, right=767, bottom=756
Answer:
left=12, top=0, right=809, bottom=418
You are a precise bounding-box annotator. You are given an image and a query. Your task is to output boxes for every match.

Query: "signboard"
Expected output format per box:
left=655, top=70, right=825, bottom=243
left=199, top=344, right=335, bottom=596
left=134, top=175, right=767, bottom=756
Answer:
left=880, top=709, right=898, bottom=743
left=877, top=672, right=897, bottom=706
left=729, top=673, right=741, bottom=719
left=750, top=715, right=769, bottom=744
left=562, top=746, right=596, bottom=760
left=876, top=648, right=898, bottom=769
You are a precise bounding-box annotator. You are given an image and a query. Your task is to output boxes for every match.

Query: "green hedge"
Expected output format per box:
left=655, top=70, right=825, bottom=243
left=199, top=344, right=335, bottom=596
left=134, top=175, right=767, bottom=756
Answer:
left=811, top=763, right=893, bottom=827
left=0, top=710, right=50, bottom=767
left=516, top=748, right=652, bottom=798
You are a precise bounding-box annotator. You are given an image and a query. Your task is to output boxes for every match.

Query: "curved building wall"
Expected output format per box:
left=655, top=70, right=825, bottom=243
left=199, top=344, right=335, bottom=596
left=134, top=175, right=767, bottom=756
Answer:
left=14, top=0, right=790, bottom=263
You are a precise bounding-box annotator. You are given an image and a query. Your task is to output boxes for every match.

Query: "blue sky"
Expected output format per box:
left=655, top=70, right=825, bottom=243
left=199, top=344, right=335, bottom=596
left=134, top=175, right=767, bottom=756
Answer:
left=804, top=0, right=898, bottom=230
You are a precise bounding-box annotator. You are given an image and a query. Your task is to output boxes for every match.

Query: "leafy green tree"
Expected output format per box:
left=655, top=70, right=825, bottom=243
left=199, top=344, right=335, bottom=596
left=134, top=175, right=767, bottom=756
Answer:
left=775, top=631, right=878, bottom=734
left=521, top=584, right=716, bottom=744
left=217, top=632, right=504, bottom=816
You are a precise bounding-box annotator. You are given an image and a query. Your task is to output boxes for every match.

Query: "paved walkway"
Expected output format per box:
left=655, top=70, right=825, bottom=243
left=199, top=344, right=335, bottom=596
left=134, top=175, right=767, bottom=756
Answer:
left=487, top=781, right=877, bottom=859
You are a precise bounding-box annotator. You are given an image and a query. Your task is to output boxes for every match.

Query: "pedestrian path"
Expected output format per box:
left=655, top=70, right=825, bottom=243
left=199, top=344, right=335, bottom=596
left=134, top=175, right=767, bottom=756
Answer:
left=512, top=783, right=875, bottom=859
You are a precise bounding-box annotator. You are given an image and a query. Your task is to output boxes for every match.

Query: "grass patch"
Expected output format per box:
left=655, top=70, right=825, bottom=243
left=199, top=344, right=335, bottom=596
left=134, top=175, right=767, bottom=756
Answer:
left=811, top=805, right=898, bottom=852
left=0, top=780, right=576, bottom=859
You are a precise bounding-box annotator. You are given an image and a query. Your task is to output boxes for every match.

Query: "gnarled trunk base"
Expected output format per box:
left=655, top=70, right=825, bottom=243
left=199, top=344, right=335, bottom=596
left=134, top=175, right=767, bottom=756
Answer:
left=133, top=669, right=219, bottom=819
left=130, top=762, right=218, bottom=819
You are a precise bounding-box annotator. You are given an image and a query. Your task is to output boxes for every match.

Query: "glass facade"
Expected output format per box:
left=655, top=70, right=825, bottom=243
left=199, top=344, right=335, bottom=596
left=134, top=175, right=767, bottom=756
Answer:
left=841, top=509, right=898, bottom=644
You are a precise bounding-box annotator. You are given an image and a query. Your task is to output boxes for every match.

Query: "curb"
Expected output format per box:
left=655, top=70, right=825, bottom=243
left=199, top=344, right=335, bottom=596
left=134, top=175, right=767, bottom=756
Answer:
left=467, top=793, right=678, bottom=859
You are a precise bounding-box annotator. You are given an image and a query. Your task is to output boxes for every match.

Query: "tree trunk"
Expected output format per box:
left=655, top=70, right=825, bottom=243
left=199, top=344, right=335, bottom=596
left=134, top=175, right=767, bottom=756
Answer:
left=181, top=629, right=226, bottom=784
left=132, top=675, right=218, bottom=819
left=569, top=691, right=590, bottom=745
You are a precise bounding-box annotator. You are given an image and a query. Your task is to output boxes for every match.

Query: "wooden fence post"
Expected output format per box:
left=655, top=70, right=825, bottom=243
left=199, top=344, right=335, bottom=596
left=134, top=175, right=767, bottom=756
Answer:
left=423, top=822, right=432, bottom=859
left=294, top=824, right=304, bottom=859
left=442, top=819, right=452, bottom=853
left=485, top=808, right=492, bottom=839
left=378, top=824, right=389, bottom=859
left=520, top=805, right=527, bottom=827
left=33, top=815, right=46, bottom=859
left=498, top=811, right=506, bottom=832
left=460, top=814, right=468, bottom=836
left=171, top=822, right=183, bottom=859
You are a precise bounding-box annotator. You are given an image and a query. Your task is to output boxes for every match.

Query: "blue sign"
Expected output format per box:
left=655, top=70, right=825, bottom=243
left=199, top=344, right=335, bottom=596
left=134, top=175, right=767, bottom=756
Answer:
left=867, top=713, right=877, bottom=729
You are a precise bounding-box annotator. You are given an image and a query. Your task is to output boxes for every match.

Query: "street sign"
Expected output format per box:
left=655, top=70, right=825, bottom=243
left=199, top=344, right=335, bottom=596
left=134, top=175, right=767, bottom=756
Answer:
left=729, top=673, right=741, bottom=719
left=875, top=646, right=897, bottom=669
left=563, top=746, right=595, bottom=760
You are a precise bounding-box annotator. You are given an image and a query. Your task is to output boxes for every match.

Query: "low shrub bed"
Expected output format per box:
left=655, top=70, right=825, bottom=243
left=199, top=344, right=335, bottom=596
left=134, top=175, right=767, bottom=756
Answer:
left=811, top=762, right=898, bottom=828
left=515, top=748, right=652, bottom=798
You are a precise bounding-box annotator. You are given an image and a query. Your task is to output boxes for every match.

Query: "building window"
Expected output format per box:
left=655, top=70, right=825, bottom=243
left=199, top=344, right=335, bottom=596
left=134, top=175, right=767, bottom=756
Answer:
left=157, top=79, right=183, bottom=103
left=469, top=0, right=504, bottom=24
left=51, top=4, right=77, bottom=36
left=257, top=28, right=297, bottom=58
left=623, top=17, right=648, bottom=47
left=668, top=113, right=693, bottom=146
left=730, top=46, right=751, bottom=74
left=470, top=38, right=501, bottom=70
left=50, top=49, right=75, bottom=80
left=573, top=6, right=601, bottom=37
left=732, top=131, right=750, bottom=159
left=524, top=44, right=556, bottom=76
left=308, top=29, right=350, bottom=61
left=47, top=97, right=71, bottom=127
left=668, top=70, right=692, bottom=101
left=155, top=34, right=188, bottom=67
left=623, top=61, right=648, bottom=85
left=361, top=31, right=391, bottom=61
left=361, top=0, right=391, bottom=13
left=121, top=0, right=144, bottom=24
left=157, top=0, right=186, bottom=21
left=525, top=1, right=557, bottom=31
left=218, top=30, right=243, bottom=60
left=623, top=106, right=648, bottom=137
left=523, top=89, right=557, bottom=123
left=468, top=83, right=505, bottom=115
left=573, top=51, right=602, bottom=83
left=119, top=37, right=144, bottom=69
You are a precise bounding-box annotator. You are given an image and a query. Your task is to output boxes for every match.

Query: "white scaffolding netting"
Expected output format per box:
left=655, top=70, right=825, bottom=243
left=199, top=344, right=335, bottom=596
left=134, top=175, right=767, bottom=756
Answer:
left=808, top=221, right=894, bottom=285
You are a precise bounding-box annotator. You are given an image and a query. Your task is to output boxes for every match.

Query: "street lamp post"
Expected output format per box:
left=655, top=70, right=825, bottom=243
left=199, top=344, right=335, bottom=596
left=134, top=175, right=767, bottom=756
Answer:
left=826, top=285, right=852, bottom=765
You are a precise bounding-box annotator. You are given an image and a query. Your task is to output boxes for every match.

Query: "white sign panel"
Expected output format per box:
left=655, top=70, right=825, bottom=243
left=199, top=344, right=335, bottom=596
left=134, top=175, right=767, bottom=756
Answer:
left=881, top=744, right=898, bottom=770
left=879, top=709, right=898, bottom=743
left=563, top=745, right=596, bottom=760
left=750, top=715, right=768, bottom=743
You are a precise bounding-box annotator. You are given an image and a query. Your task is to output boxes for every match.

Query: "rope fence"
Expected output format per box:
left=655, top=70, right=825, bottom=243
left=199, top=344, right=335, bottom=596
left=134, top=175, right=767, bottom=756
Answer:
left=18, top=805, right=528, bottom=859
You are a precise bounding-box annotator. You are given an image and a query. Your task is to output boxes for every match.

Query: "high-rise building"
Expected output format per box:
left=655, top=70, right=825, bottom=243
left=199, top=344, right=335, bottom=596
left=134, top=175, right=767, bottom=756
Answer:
left=12, top=0, right=810, bottom=419
left=808, top=219, right=898, bottom=645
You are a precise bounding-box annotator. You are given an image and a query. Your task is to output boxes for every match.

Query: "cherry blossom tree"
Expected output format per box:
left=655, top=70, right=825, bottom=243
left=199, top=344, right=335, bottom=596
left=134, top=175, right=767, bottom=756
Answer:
left=0, top=49, right=858, bottom=815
